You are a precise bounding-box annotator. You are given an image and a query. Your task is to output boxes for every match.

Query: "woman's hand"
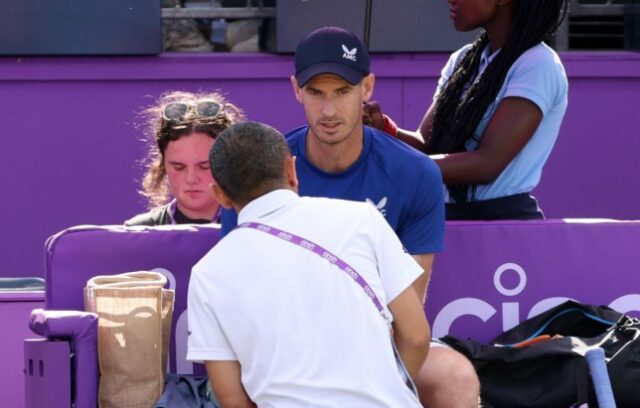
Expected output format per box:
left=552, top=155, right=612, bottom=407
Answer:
left=362, top=101, right=386, bottom=130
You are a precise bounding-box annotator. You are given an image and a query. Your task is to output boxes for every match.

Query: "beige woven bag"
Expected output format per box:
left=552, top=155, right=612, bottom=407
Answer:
left=85, top=271, right=174, bottom=408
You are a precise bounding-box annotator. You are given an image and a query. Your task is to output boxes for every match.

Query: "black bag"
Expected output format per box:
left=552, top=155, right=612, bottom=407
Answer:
left=441, top=301, right=640, bottom=408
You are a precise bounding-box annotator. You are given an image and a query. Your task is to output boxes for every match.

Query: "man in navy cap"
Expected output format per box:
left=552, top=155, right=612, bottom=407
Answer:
left=220, top=26, right=479, bottom=408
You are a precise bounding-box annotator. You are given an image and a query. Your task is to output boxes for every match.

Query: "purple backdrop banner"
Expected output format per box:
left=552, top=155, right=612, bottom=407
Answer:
left=0, top=52, right=639, bottom=278
left=39, top=219, right=640, bottom=378
left=427, top=219, right=640, bottom=343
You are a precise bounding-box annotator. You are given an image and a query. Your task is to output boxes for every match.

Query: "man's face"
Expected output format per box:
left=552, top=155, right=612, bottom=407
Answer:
left=293, top=73, right=374, bottom=148
left=164, top=132, right=218, bottom=219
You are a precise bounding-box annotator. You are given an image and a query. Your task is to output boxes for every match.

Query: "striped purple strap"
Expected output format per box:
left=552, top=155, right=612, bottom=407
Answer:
left=237, top=221, right=388, bottom=319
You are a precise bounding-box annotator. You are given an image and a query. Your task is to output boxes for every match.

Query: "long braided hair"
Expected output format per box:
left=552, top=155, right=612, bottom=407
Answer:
left=427, top=0, right=568, bottom=203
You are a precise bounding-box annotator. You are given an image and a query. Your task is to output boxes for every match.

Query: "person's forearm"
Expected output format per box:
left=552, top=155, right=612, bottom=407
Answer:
left=431, top=150, right=503, bottom=185
left=394, top=326, right=431, bottom=381
left=394, top=128, right=427, bottom=152
left=411, top=254, right=434, bottom=303
left=219, top=396, right=257, bottom=408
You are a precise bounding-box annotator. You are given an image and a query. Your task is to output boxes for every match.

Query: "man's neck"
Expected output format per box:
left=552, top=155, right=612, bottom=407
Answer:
left=305, top=127, right=364, bottom=173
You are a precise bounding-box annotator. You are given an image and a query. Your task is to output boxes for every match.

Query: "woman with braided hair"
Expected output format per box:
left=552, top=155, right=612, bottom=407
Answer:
left=125, top=91, right=245, bottom=226
left=365, top=0, right=569, bottom=221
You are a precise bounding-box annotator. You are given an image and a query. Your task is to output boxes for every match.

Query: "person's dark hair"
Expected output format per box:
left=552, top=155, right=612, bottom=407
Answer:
left=210, top=121, right=291, bottom=207
left=140, top=90, right=245, bottom=208
left=427, top=0, right=568, bottom=203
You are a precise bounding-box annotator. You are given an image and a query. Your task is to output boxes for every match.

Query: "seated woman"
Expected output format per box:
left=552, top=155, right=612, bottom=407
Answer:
left=125, top=91, right=244, bottom=226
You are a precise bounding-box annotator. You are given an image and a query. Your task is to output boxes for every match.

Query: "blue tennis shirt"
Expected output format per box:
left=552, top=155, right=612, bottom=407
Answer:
left=220, top=125, right=444, bottom=254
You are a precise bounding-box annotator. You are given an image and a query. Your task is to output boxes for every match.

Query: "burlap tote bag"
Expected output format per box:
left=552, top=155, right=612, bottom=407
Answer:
left=85, top=271, right=175, bottom=408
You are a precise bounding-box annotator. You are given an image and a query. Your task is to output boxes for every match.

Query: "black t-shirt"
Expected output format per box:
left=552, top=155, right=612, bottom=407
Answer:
left=174, top=207, right=210, bottom=225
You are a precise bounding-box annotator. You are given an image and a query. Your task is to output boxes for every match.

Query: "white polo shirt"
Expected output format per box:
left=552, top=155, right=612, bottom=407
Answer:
left=187, top=189, right=422, bottom=408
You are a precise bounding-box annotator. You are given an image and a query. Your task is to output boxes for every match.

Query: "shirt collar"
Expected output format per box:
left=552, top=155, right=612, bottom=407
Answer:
left=237, top=189, right=298, bottom=224
left=479, top=45, right=500, bottom=73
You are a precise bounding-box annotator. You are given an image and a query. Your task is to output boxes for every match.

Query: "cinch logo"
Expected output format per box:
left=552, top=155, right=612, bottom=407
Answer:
left=342, top=45, right=357, bottom=62
left=366, top=197, right=387, bottom=217
left=431, top=262, right=640, bottom=338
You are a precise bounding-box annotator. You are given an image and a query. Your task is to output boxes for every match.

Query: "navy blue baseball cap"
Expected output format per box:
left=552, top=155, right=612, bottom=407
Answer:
left=294, top=26, right=370, bottom=87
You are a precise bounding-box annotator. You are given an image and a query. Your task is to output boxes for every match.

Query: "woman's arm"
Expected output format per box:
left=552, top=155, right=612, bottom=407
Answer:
left=430, top=96, right=542, bottom=185
left=363, top=101, right=428, bottom=151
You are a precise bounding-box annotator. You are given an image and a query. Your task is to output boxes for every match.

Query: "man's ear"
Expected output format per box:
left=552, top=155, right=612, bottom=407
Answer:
left=210, top=182, right=234, bottom=209
left=285, top=155, right=299, bottom=191
left=361, top=73, right=375, bottom=103
left=290, top=75, right=303, bottom=103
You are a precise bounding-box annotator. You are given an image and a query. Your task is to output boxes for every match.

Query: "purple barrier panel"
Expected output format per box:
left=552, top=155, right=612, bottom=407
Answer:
left=426, top=219, right=640, bottom=343
left=24, top=339, right=71, bottom=408
left=0, top=292, right=45, bottom=408
left=2, top=52, right=639, bottom=279
left=45, top=224, right=220, bottom=374
left=46, top=219, right=640, bottom=376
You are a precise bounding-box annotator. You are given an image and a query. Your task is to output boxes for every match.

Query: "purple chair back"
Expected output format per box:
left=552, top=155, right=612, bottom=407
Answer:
left=45, top=224, right=221, bottom=373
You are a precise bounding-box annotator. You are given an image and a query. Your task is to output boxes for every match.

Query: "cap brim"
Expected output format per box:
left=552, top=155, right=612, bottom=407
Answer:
left=295, top=62, right=366, bottom=87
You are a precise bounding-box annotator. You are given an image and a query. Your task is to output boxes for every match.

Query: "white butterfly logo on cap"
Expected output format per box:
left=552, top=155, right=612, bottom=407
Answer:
left=342, top=44, right=357, bottom=62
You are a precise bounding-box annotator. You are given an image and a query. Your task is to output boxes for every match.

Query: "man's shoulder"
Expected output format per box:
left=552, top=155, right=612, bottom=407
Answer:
left=366, top=127, right=441, bottom=178
left=285, top=126, right=307, bottom=146
left=300, top=195, right=373, bottom=213
left=192, top=233, right=240, bottom=275
left=296, top=196, right=383, bottom=230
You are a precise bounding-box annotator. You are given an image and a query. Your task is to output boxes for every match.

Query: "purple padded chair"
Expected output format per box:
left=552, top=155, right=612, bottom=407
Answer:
left=27, top=308, right=98, bottom=408
left=45, top=224, right=221, bottom=374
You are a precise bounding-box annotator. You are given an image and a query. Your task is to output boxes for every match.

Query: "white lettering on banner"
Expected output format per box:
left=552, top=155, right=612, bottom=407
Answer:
left=151, top=267, right=176, bottom=291
left=257, top=225, right=271, bottom=232
left=171, top=262, right=640, bottom=374
left=432, top=262, right=640, bottom=338
left=608, top=294, right=640, bottom=316
left=175, top=310, right=191, bottom=374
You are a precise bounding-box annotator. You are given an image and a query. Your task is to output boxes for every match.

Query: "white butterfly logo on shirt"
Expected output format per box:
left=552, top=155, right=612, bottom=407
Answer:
left=366, top=197, right=387, bottom=217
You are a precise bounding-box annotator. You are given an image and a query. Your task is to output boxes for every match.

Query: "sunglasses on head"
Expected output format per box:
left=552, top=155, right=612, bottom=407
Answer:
left=162, top=100, right=222, bottom=122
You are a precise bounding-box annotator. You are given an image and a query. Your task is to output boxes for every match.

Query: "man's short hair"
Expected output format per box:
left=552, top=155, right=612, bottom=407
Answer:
left=210, top=121, right=291, bottom=206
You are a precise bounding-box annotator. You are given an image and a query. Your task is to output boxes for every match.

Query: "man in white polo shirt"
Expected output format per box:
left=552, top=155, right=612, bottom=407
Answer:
left=187, top=121, right=429, bottom=407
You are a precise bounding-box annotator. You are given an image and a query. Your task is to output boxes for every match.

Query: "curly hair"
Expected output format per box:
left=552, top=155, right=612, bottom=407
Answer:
left=427, top=0, right=568, bottom=203
left=139, top=90, right=245, bottom=208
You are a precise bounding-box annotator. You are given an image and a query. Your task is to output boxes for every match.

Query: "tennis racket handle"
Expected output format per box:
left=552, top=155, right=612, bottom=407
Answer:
left=585, top=347, right=617, bottom=408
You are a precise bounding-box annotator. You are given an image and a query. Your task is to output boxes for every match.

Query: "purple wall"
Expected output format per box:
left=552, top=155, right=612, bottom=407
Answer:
left=0, top=51, right=639, bottom=278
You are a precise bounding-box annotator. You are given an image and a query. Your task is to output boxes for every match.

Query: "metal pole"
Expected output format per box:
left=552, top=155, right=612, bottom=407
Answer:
left=363, top=0, right=373, bottom=48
